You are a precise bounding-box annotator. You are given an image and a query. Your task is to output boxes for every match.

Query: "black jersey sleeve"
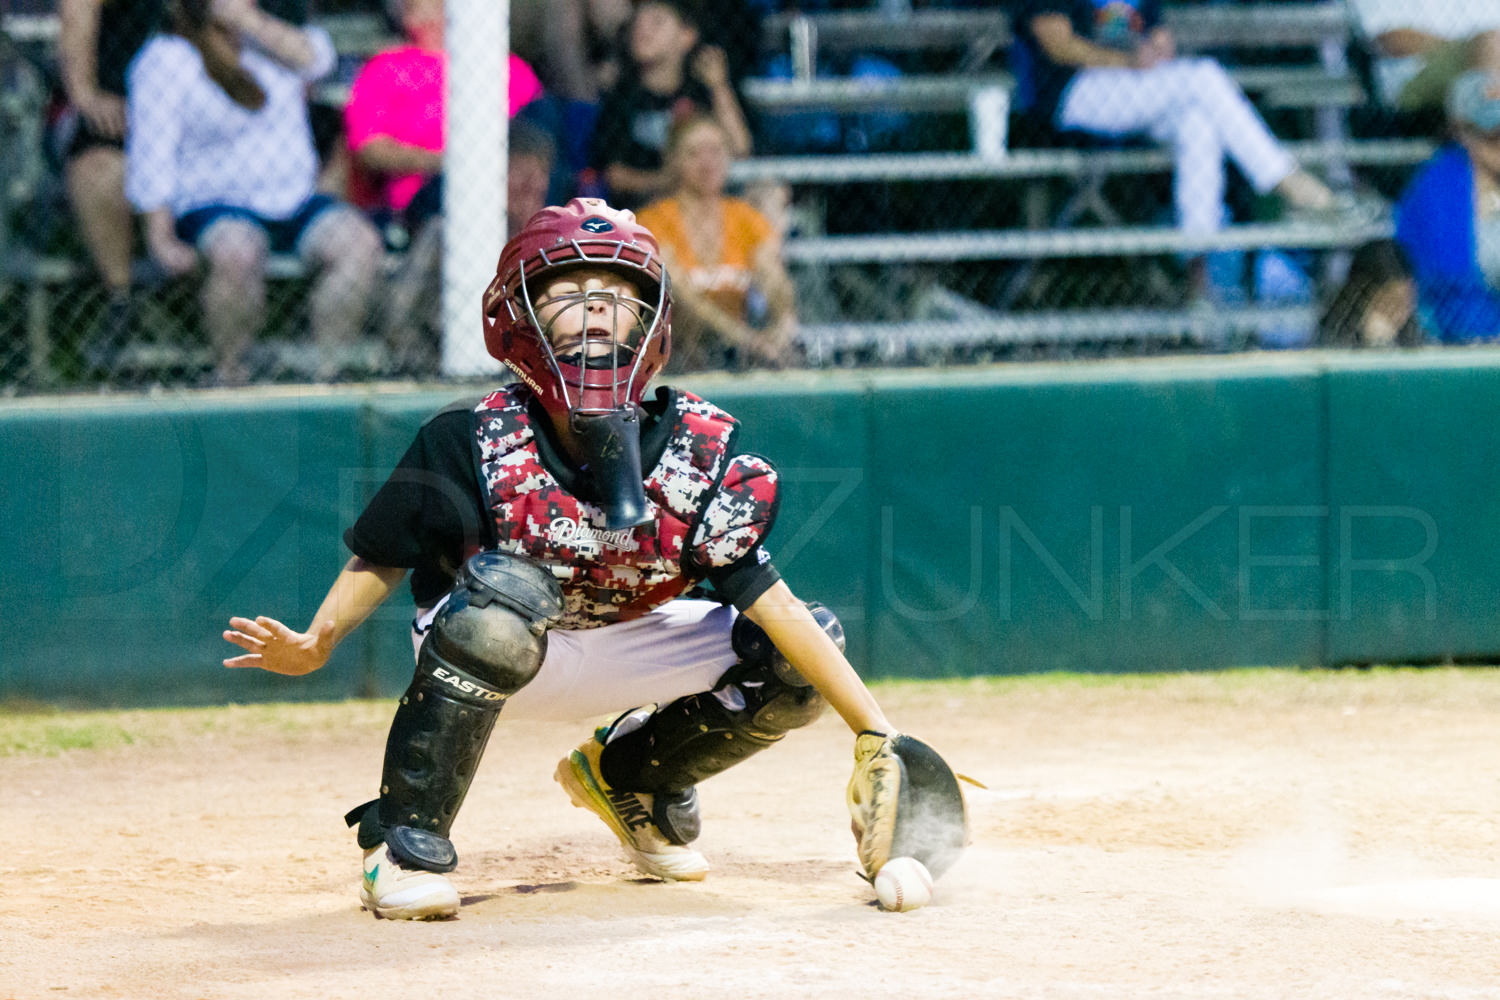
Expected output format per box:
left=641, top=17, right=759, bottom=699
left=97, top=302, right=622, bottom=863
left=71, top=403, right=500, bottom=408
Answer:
left=706, top=547, right=782, bottom=612
left=343, top=404, right=491, bottom=605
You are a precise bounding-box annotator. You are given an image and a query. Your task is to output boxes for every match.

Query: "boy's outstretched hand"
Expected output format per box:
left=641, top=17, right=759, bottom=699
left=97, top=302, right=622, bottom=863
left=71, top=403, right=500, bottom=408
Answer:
left=223, top=616, right=336, bottom=676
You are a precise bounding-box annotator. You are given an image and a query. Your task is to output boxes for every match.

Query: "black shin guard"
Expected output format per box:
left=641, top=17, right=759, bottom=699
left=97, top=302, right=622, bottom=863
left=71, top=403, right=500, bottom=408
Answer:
left=600, top=603, right=842, bottom=795
left=376, top=668, right=505, bottom=838
left=348, top=552, right=563, bottom=870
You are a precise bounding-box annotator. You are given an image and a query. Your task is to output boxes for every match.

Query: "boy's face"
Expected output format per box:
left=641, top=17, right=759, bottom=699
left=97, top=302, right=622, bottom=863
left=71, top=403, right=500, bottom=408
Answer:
left=630, top=2, right=696, bottom=67
left=672, top=120, right=730, bottom=194
left=533, top=268, right=646, bottom=363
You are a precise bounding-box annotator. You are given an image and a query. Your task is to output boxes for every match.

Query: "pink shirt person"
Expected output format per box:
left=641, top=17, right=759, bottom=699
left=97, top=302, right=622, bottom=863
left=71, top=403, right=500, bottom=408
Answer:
left=345, top=47, right=544, bottom=214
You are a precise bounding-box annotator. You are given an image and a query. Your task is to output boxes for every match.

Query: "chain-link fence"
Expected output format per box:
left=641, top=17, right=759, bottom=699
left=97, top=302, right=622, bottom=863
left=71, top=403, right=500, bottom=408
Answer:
left=0, top=0, right=1493, bottom=395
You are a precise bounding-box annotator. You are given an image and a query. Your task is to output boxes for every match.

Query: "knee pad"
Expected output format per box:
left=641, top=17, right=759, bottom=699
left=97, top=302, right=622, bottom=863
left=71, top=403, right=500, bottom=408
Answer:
left=418, top=549, right=565, bottom=697
left=599, top=602, right=841, bottom=795
left=728, top=599, right=844, bottom=694
left=357, top=552, right=564, bottom=866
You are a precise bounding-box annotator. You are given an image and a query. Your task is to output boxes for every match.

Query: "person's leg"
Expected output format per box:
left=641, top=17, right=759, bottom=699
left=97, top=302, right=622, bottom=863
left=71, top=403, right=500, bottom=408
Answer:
left=1149, top=101, right=1225, bottom=236
left=295, top=201, right=383, bottom=380
left=1171, top=58, right=1352, bottom=220
left=382, top=177, right=445, bottom=373
left=1060, top=63, right=1232, bottom=234
left=196, top=216, right=270, bottom=385
left=497, top=600, right=742, bottom=722
left=1055, top=65, right=1168, bottom=138
left=1062, top=60, right=1333, bottom=228
left=399, top=587, right=831, bottom=887
left=64, top=144, right=137, bottom=366
left=1169, top=59, right=1310, bottom=200
left=414, top=597, right=736, bottom=882
left=64, top=145, right=133, bottom=294
left=381, top=219, right=442, bottom=375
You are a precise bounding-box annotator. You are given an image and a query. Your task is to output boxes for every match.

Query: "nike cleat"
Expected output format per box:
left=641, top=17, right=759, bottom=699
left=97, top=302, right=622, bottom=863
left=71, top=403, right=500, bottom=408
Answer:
left=555, top=732, right=709, bottom=882
left=359, top=844, right=461, bottom=920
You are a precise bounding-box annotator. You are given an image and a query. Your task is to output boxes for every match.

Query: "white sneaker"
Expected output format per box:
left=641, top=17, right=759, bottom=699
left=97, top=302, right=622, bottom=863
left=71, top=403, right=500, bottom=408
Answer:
left=555, top=733, right=709, bottom=882
left=1284, top=187, right=1390, bottom=229
left=359, top=845, right=460, bottom=920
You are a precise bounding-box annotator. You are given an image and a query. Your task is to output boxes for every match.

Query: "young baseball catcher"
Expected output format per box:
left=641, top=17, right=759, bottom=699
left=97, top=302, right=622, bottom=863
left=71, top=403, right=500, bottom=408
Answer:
left=222, top=198, right=965, bottom=919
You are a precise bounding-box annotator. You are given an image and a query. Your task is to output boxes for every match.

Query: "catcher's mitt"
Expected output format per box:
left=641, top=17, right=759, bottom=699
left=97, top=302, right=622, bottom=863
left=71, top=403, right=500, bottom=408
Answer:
left=847, top=731, right=967, bottom=881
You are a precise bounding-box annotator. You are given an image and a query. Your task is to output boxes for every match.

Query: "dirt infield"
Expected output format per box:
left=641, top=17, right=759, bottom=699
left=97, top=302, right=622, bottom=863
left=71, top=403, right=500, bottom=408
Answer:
left=4, top=668, right=1500, bottom=1000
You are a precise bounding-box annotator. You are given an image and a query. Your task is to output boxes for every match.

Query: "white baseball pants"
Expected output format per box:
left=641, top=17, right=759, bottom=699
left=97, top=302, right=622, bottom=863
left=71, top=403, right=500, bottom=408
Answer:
left=412, top=598, right=740, bottom=723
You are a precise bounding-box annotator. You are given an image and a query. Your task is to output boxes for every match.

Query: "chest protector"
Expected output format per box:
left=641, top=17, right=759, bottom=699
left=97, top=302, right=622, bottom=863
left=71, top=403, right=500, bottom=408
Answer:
left=473, top=386, right=777, bottom=628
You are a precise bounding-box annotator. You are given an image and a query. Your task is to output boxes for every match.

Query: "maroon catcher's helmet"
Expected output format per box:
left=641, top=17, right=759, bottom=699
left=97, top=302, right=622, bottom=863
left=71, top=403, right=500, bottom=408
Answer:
left=482, top=198, right=671, bottom=420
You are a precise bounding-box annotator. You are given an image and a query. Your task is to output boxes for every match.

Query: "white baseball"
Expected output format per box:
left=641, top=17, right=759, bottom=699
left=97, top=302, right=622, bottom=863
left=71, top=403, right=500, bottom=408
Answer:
left=874, top=856, right=933, bottom=912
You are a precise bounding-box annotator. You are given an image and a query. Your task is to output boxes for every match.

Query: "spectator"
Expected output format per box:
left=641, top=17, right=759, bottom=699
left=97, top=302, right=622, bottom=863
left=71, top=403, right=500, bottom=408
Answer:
left=590, top=0, right=752, bottom=209
left=1318, top=239, right=1424, bottom=348
left=126, top=0, right=383, bottom=385
left=637, top=114, right=797, bottom=371
left=345, top=0, right=543, bottom=240
left=506, top=120, right=558, bottom=238
left=507, top=0, right=630, bottom=184
left=344, top=0, right=545, bottom=373
left=1395, top=70, right=1500, bottom=342
left=511, top=0, right=632, bottom=102
left=1013, top=0, right=1357, bottom=239
left=55, top=0, right=163, bottom=364
left=1348, top=0, right=1500, bottom=117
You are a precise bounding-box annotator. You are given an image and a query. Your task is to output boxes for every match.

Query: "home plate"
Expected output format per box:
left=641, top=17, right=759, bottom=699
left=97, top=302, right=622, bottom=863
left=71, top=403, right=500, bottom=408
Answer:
left=1299, top=878, right=1500, bottom=922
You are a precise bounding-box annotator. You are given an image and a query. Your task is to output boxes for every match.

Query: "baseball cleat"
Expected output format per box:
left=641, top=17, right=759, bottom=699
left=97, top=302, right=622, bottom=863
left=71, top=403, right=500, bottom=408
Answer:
left=555, top=732, right=709, bottom=882
left=360, top=845, right=461, bottom=920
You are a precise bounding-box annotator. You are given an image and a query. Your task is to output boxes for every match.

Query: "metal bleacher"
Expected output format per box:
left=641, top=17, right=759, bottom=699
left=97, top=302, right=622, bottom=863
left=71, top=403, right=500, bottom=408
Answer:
left=750, top=4, right=1372, bottom=125
left=729, top=139, right=1433, bottom=187
left=736, top=1, right=1433, bottom=359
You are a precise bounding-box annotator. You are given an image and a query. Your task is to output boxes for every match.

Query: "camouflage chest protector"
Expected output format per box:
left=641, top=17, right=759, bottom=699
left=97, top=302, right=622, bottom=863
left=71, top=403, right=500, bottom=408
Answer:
left=474, top=384, right=773, bottom=629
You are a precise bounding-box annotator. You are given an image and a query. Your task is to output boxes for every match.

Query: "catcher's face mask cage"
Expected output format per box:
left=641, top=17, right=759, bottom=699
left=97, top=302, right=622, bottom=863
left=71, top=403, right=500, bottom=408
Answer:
left=517, top=263, right=667, bottom=417
left=484, top=199, right=671, bottom=422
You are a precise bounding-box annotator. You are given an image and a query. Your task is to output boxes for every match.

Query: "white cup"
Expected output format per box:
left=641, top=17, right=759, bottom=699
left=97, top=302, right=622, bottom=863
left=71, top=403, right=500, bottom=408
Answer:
left=790, top=15, right=816, bottom=82
left=970, top=85, right=1009, bottom=161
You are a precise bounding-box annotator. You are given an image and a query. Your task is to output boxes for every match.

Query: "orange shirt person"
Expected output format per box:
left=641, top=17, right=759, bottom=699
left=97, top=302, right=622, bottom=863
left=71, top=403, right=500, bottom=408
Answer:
left=638, top=115, right=797, bottom=370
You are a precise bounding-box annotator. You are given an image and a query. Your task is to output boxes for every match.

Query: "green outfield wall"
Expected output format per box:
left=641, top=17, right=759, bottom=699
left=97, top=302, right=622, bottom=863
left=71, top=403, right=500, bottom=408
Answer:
left=3, top=351, right=1497, bottom=707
